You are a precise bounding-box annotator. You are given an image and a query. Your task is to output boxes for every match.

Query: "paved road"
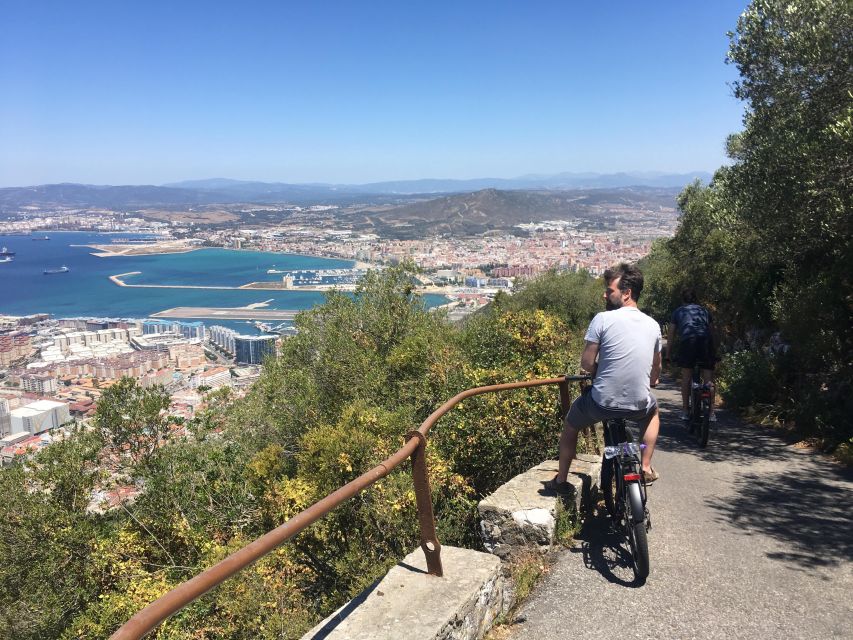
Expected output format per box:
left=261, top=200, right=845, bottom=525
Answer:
left=507, top=379, right=853, bottom=640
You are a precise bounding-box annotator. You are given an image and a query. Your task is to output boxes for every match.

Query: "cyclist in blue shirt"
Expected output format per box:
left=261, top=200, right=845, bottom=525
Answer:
left=666, top=288, right=717, bottom=422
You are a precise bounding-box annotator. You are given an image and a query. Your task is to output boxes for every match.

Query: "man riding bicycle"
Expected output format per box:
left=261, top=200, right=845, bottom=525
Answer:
left=548, top=263, right=662, bottom=493
left=666, top=287, right=717, bottom=422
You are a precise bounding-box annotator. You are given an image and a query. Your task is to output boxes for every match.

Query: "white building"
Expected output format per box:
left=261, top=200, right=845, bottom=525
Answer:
left=189, top=367, right=232, bottom=390
left=10, top=400, right=71, bottom=435
left=0, top=398, right=11, bottom=438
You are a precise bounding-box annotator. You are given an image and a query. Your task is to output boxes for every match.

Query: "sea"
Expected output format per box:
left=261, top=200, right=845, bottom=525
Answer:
left=0, top=232, right=445, bottom=334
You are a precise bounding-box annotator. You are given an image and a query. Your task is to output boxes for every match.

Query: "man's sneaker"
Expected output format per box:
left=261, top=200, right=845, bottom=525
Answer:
left=709, top=414, right=718, bottom=423
left=680, top=412, right=689, bottom=421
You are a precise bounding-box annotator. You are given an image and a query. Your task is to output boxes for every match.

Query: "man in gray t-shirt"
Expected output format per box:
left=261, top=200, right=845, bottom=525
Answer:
left=548, top=263, right=662, bottom=494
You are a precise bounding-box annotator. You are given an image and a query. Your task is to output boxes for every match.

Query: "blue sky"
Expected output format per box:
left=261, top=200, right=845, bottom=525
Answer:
left=0, top=0, right=749, bottom=187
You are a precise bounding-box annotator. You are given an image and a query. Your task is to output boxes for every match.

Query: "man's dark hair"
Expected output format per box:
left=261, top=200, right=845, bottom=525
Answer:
left=681, top=287, right=698, bottom=304
left=603, top=262, right=644, bottom=301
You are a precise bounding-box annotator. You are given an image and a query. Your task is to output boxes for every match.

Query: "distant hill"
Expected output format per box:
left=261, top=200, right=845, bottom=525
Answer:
left=351, top=171, right=711, bottom=194
left=0, top=172, right=708, bottom=213
left=347, top=187, right=680, bottom=238
left=167, top=171, right=711, bottom=195
left=0, top=183, right=226, bottom=210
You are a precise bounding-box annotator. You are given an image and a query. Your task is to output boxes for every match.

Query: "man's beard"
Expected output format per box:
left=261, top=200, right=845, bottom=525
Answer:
left=605, top=297, right=621, bottom=311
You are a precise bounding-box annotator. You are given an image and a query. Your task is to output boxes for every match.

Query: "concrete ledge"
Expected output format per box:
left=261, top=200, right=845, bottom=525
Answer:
left=477, top=454, right=602, bottom=560
left=302, top=546, right=507, bottom=640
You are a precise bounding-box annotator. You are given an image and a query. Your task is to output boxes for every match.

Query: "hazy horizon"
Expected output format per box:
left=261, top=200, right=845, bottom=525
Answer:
left=0, top=169, right=715, bottom=190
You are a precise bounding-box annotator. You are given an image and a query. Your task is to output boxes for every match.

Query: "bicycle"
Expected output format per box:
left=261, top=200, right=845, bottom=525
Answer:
left=687, top=364, right=713, bottom=448
left=600, top=418, right=650, bottom=581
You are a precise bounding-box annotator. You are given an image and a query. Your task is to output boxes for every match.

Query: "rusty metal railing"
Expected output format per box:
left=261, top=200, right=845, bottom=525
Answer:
left=111, top=374, right=589, bottom=640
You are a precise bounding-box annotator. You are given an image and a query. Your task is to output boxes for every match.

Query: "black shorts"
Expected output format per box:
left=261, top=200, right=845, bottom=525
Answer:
left=676, top=336, right=717, bottom=369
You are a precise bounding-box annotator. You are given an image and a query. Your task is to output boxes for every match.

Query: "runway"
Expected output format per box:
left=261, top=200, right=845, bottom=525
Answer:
left=151, top=306, right=300, bottom=320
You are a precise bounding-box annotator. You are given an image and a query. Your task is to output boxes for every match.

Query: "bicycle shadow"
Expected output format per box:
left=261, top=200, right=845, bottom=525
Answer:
left=571, top=508, right=646, bottom=588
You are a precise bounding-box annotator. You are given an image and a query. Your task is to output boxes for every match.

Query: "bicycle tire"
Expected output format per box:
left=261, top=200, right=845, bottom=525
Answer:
left=626, top=483, right=650, bottom=580
left=699, top=398, right=710, bottom=447
left=601, top=457, right=617, bottom=518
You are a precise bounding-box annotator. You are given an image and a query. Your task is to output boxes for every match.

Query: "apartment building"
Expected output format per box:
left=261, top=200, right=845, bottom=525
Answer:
left=9, top=400, right=70, bottom=436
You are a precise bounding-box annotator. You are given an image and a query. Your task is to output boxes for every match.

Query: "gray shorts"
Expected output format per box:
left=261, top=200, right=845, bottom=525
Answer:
left=565, top=391, right=658, bottom=430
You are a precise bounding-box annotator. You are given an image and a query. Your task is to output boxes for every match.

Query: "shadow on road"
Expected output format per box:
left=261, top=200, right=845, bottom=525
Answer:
left=654, top=380, right=791, bottom=465
left=571, top=510, right=645, bottom=588
left=706, top=466, right=853, bottom=574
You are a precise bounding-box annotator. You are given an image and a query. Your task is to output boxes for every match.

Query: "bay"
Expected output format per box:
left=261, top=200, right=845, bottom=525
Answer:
left=0, top=232, right=446, bottom=333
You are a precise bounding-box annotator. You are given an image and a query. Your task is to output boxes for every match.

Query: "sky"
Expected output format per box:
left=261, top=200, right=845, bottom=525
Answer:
left=0, top=0, right=750, bottom=187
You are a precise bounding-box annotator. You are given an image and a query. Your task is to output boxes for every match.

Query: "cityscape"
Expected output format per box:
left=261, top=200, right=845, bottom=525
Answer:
left=0, top=191, right=678, bottom=481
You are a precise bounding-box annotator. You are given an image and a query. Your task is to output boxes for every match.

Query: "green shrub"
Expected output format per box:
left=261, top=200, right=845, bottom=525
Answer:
left=717, top=349, right=778, bottom=409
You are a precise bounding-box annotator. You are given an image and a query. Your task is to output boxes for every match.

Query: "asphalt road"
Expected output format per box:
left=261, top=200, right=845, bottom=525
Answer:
left=507, top=378, right=853, bottom=640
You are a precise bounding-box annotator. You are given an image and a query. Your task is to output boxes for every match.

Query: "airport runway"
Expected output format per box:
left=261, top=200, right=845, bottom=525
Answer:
left=151, top=307, right=299, bottom=320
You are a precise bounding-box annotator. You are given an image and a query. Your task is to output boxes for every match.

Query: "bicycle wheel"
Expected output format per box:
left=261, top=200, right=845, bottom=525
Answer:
left=688, top=389, right=699, bottom=433
left=601, top=457, right=617, bottom=518
left=626, top=483, right=650, bottom=580
left=699, top=398, right=710, bottom=448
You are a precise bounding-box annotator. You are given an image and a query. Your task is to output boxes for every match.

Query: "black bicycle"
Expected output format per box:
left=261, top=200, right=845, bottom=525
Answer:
left=687, top=365, right=713, bottom=448
left=600, top=418, right=650, bottom=581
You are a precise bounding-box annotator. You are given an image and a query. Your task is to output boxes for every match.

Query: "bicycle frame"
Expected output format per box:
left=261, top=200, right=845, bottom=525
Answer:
left=601, top=418, right=651, bottom=580
left=602, top=419, right=647, bottom=522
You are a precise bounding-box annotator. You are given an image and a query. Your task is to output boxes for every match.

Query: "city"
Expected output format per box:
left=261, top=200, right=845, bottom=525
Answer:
left=0, top=195, right=677, bottom=479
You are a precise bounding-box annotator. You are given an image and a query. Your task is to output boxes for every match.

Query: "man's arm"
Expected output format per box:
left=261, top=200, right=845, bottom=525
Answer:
left=650, top=349, right=662, bottom=388
left=580, top=340, right=599, bottom=378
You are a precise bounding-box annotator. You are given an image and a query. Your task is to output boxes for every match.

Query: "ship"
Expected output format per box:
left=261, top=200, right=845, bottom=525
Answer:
left=0, top=247, right=15, bottom=256
left=31, top=235, right=50, bottom=241
left=0, top=256, right=12, bottom=264
left=267, top=268, right=288, bottom=274
left=43, top=266, right=70, bottom=275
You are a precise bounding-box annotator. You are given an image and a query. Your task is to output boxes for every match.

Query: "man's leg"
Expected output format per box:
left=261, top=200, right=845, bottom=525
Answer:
left=702, top=368, right=716, bottom=417
left=680, top=368, right=692, bottom=413
left=556, top=417, right=579, bottom=484
left=640, top=407, right=660, bottom=474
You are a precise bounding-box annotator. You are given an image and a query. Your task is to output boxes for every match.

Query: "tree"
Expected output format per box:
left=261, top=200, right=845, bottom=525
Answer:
left=94, top=377, right=172, bottom=465
left=644, top=0, right=853, bottom=442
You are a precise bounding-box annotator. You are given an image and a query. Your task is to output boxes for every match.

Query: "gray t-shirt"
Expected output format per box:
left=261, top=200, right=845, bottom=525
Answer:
left=585, top=306, right=662, bottom=410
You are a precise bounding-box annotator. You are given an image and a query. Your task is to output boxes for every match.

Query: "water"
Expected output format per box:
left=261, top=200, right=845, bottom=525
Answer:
left=0, top=232, right=447, bottom=332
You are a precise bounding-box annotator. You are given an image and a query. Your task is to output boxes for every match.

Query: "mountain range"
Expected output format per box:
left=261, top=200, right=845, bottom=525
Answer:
left=0, top=172, right=709, bottom=211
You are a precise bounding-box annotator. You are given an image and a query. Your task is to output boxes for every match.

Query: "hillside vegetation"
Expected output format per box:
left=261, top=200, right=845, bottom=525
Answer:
left=641, top=0, right=852, bottom=453
left=0, top=267, right=598, bottom=639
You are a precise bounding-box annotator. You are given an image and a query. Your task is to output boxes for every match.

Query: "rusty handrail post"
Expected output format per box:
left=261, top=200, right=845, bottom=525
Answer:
left=406, top=431, right=442, bottom=576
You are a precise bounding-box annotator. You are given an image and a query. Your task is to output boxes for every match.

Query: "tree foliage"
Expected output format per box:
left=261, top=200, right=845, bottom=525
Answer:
left=643, top=0, right=852, bottom=443
left=94, top=377, right=173, bottom=465
left=0, top=264, right=600, bottom=638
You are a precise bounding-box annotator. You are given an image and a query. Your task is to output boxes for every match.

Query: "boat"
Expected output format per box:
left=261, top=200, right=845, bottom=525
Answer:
left=266, top=268, right=287, bottom=274
left=0, top=247, right=15, bottom=256
left=0, top=256, right=12, bottom=263
left=31, top=235, right=50, bottom=241
left=43, top=266, right=70, bottom=275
